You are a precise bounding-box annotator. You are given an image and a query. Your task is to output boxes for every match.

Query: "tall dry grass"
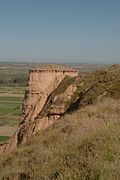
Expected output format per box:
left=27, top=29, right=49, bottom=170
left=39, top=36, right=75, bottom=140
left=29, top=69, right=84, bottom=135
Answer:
left=0, top=97, right=120, bottom=180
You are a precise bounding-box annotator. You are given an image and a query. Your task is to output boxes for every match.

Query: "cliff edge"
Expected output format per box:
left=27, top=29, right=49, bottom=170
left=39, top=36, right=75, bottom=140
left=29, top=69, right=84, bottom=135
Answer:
left=0, top=64, right=78, bottom=154
left=1, top=64, right=120, bottom=155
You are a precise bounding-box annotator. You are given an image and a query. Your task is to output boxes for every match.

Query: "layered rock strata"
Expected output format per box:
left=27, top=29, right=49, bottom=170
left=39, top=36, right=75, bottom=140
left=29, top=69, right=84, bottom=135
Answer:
left=0, top=64, right=78, bottom=154
left=20, top=65, right=78, bottom=124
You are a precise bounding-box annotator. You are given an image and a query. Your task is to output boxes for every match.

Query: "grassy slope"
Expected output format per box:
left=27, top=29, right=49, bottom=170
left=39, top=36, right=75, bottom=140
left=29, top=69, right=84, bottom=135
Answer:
left=0, top=64, right=120, bottom=179
left=66, top=65, right=120, bottom=112
left=40, top=65, right=120, bottom=118
left=0, top=98, right=120, bottom=180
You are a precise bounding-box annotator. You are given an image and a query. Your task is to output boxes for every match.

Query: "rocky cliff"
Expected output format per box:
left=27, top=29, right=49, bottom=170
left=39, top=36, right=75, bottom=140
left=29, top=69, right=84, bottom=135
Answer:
left=0, top=64, right=78, bottom=154
left=1, top=64, right=120, bottom=155
left=20, top=64, right=78, bottom=124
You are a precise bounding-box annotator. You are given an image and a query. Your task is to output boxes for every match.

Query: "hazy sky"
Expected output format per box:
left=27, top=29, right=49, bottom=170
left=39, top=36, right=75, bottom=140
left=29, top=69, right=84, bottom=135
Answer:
left=0, top=0, right=120, bottom=63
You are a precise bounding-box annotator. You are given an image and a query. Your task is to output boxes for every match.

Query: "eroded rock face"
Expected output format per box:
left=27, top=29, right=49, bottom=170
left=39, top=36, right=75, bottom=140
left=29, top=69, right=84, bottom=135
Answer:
left=0, top=64, right=78, bottom=155
left=33, top=83, right=77, bottom=133
left=20, top=66, right=78, bottom=124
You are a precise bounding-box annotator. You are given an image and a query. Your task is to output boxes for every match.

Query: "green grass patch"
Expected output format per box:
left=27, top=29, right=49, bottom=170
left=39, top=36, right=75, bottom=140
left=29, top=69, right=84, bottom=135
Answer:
left=0, top=117, right=18, bottom=126
left=0, top=96, right=23, bottom=115
left=0, top=136, right=10, bottom=142
left=0, top=96, right=23, bottom=102
left=0, top=86, right=25, bottom=94
left=0, top=102, right=22, bottom=116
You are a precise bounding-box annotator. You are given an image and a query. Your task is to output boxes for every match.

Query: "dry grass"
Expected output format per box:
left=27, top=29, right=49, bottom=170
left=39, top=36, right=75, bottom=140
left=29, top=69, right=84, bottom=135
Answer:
left=0, top=64, right=120, bottom=179
left=0, top=97, right=120, bottom=180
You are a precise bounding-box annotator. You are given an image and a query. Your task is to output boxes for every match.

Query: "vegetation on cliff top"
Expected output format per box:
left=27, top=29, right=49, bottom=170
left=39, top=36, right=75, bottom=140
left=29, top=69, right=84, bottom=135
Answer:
left=66, top=64, right=120, bottom=112
left=40, top=64, right=120, bottom=117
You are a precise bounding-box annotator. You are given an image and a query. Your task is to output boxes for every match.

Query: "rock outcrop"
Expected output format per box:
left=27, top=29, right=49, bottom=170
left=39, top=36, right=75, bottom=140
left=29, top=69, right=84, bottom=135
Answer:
left=1, top=64, right=120, bottom=155
left=20, top=64, right=78, bottom=124
left=0, top=64, right=78, bottom=154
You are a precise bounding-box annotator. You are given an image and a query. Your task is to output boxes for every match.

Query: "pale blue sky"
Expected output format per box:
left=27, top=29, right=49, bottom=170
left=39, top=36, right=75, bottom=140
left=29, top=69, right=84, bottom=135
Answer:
left=0, top=0, right=120, bottom=63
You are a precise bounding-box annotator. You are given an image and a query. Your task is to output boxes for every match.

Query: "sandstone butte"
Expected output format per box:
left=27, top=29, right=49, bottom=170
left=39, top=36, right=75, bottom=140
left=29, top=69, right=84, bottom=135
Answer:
left=0, top=64, right=78, bottom=155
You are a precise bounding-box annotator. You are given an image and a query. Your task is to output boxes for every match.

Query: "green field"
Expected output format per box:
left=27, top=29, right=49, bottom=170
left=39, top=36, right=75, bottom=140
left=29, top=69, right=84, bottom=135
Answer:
left=0, top=63, right=27, bottom=143
left=0, top=136, right=10, bottom=141
left=0, top=86, right=25, bottom=94
left=0, top=96, right=23, bottom=122
left=0, top=136, right=10, bottom=145
left=0, top=95, right=24, bottom=142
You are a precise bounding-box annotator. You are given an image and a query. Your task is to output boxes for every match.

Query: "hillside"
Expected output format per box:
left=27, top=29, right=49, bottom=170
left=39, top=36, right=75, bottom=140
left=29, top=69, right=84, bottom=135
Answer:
left=0, top=97, right=120, bottom=179
left=0, top=64, right=120, bottom=179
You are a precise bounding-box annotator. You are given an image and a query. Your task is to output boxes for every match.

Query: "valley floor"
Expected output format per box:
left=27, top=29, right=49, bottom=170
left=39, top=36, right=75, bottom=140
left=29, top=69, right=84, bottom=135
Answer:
left=0, top=90, right=24, bottom=145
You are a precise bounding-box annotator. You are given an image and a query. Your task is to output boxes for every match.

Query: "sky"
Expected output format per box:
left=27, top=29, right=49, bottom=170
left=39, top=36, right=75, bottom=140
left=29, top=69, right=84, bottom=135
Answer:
left=0, top=0, right=120, bottom=64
